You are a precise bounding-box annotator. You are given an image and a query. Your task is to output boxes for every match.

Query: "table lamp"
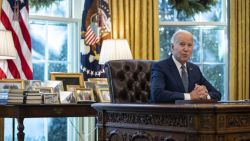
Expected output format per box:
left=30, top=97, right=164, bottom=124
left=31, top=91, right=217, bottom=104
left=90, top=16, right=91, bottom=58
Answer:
left=99, top=39, right=133, bottom=65
left=0, top=30, right=17, bottom=79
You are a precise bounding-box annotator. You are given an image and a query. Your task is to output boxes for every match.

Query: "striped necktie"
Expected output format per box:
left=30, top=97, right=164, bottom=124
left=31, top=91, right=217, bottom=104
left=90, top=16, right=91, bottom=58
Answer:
left=181, top=65, right=188, bottom=92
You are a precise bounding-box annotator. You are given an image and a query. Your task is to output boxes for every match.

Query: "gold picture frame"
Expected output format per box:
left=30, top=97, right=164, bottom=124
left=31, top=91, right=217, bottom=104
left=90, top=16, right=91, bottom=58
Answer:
left=95, top=83, right=109, bottom=89
left=43, top=93, right=60, bottom=104
left=84, top=81, right=96, bottom=89
left=0, top=79, right=24, bottom=89
left=96, top=88, right=110, bottom=102
left=59, top=91, right=77, bottom=104
left=23, top=80, right=42, bottom=91
left=88, top=78, right=108, bottom=84
left=66, top=85, right=81, bottom=92
left=34, top=87, right=54, bottom=93
left=43, top=80, right=64, bottom=94
left=75, top=88, right=95, bottom=102
left=50, top=72, right=84, bottom=90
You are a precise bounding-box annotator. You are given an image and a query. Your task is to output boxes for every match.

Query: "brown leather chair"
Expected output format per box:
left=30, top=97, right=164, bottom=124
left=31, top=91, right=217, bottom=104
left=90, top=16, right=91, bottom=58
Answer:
left=104, top=59, right=155, bottom=103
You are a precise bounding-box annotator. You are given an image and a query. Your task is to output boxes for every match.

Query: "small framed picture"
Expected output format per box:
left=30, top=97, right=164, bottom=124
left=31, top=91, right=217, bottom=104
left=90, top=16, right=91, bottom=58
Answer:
left=75, top=88, right=95, bottom=102
left=66, top=85, right=81, bottom=92
left=84, top=81, right=96, bottom=89
left=0, top=79, right=24, bottom=89
left=50, top=72, right=84, bottom=90
left=43, top=93, right=59, bottom=104
left=35, top=87, right=54, bottom=93
left=24, top=80, right=42, bottom=91
left=24, top=90, right=40, bottom=96
left=95, top=83, right=109, bottom=89
left=96, top=88, right=110, bottom=102
left=88, top=78, right=108, bottom=84
left=43, top=80, right=64, bottom=94
left=59, top=91, right=77, bottom=104
left=9, top=89, right=24, bottom=94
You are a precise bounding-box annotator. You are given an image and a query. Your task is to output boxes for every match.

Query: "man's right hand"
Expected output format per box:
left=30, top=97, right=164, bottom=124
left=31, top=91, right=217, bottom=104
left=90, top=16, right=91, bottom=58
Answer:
left=190, top=84, right=208, bottom=100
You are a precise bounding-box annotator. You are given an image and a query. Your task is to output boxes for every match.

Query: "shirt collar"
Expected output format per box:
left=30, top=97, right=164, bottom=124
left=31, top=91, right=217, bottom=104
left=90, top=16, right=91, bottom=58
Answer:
left=172, top=55, right=186, bottom=70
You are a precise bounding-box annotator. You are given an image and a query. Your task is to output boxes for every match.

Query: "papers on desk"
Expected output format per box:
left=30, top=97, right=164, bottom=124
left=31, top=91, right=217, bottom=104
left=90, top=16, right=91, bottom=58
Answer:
left=7, top=89, right=24, bottom=104
left=24, top=91, right=42, bottom=104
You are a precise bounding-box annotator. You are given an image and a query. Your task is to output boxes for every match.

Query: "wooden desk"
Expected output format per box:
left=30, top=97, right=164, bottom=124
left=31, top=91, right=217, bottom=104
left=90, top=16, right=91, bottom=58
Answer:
left=0, top=104, right=96, bottom=141
left=92, top=102, right=250, bottom=141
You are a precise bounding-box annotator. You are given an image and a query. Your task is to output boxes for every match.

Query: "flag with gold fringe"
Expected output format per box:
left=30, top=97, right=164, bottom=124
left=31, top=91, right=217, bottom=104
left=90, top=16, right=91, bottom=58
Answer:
left=80, top=0, right=111, bottom=80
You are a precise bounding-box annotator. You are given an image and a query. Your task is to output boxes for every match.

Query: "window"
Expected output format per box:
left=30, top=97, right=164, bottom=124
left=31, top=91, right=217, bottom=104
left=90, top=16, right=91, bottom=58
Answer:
left=158, top=0, right=228, bottom=100
left=30, top=20, right=78, bottom=81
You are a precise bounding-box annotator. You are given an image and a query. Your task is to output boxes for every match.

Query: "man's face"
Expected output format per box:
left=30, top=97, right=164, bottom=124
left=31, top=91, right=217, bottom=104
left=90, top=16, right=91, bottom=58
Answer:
left=172, top=32, right=194, bottom=64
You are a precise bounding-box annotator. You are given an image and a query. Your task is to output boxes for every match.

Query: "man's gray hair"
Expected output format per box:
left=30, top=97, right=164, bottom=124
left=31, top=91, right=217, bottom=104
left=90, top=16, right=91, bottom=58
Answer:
left=171, top=30, right=193, bottom=44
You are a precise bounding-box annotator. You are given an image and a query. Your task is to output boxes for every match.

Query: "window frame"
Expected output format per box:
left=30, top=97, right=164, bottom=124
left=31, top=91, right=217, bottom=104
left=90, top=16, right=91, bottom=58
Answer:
left=29, top=15, right=81, bottom=80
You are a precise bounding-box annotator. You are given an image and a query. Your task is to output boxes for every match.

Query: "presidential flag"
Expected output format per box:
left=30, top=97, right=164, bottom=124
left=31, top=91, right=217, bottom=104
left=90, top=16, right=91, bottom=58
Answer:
left=0, top=0, right=32, bottom=79
left=80, top=0, right=111, bottom=80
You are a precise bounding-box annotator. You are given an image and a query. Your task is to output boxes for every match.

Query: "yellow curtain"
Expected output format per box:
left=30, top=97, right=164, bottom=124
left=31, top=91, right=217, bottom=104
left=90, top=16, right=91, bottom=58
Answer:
left=230, top=0, right=250, bottom=100
left=109, top=0, right=160, bottom=60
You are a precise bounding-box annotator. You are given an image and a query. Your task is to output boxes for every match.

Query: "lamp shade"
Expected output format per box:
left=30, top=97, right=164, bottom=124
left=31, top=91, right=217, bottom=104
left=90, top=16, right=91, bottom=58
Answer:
left=0, top=30, right=16, bottom=60
left=99, top=39, right=133, bottom=65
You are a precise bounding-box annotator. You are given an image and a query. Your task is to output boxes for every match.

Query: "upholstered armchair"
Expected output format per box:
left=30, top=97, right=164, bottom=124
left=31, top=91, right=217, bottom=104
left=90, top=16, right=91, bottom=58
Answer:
left=104, top=60, right=155, bottom=103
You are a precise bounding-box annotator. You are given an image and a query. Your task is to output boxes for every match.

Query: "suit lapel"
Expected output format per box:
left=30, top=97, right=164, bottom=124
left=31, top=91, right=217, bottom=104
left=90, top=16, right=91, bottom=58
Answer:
left=187, top=63, right=195, bottom=92
left=168, top=57, right=185, bottom=92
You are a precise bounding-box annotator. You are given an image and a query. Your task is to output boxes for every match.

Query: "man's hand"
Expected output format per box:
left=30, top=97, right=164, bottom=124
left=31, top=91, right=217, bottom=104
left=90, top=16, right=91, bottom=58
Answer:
left=190, top=84, right=209, bottom=100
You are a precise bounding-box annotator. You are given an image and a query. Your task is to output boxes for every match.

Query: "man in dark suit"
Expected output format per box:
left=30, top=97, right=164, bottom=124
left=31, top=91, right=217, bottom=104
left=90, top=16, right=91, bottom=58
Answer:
left=150, top=30, right=221, bottom=103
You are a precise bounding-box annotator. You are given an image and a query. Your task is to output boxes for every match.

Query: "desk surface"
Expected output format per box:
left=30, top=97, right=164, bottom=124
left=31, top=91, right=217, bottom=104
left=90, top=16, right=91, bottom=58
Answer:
left=0, top=103, right=96, bottom=118
left=92, top=101, right=250, bottom=111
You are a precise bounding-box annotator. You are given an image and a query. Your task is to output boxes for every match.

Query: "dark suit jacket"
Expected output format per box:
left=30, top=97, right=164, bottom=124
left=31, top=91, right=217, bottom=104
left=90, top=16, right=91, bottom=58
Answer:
left=150, top=56, right=221, bottom=103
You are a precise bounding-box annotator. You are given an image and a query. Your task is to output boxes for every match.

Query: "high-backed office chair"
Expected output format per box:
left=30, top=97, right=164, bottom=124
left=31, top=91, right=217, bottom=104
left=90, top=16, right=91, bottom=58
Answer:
left=97, top=60, right=181, bottom=141
left=104, top=60, right=155, bottom=103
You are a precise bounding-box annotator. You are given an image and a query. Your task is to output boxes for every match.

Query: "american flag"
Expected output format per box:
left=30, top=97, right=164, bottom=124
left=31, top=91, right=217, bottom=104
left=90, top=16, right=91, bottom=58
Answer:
left=85, top=25, right=100, bottom=46
left=0, top=0, right=32, bottom=79
left=80, top=0, right=111, bottom=80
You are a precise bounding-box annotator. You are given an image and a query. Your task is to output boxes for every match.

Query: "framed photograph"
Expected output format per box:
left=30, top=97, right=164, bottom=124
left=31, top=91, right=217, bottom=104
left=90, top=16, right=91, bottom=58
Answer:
left=23, top=80, right=42, bottom=91
left=75, top=88, right=95, bottom=102
left=43, top=80, right=64, bottom=94
left=84, top=81, right=96, bottom=89
left=9, top=89, right=24, bottom=94
left=66, top=85, right=81, bottom=92
left=96, top=88, right=110, bottom=102
left=34, top=87, right=54, bottom=93
left=88, top=78, right=108, bottom=84
left=59, top=91, right=77, bottom=104
left=0, top=79, right=24, bottom=90
left=96, top=83, right=109, bottom=89
left=50, top=72, right=84, bottom=90
left=24, top=90, right=40, bottom=96
left=43, top=93, right=60, bottom=104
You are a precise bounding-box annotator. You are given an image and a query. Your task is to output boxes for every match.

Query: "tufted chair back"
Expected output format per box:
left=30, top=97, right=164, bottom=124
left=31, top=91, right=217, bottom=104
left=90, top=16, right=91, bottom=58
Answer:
left=104, top=60, right=155, bottom=103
